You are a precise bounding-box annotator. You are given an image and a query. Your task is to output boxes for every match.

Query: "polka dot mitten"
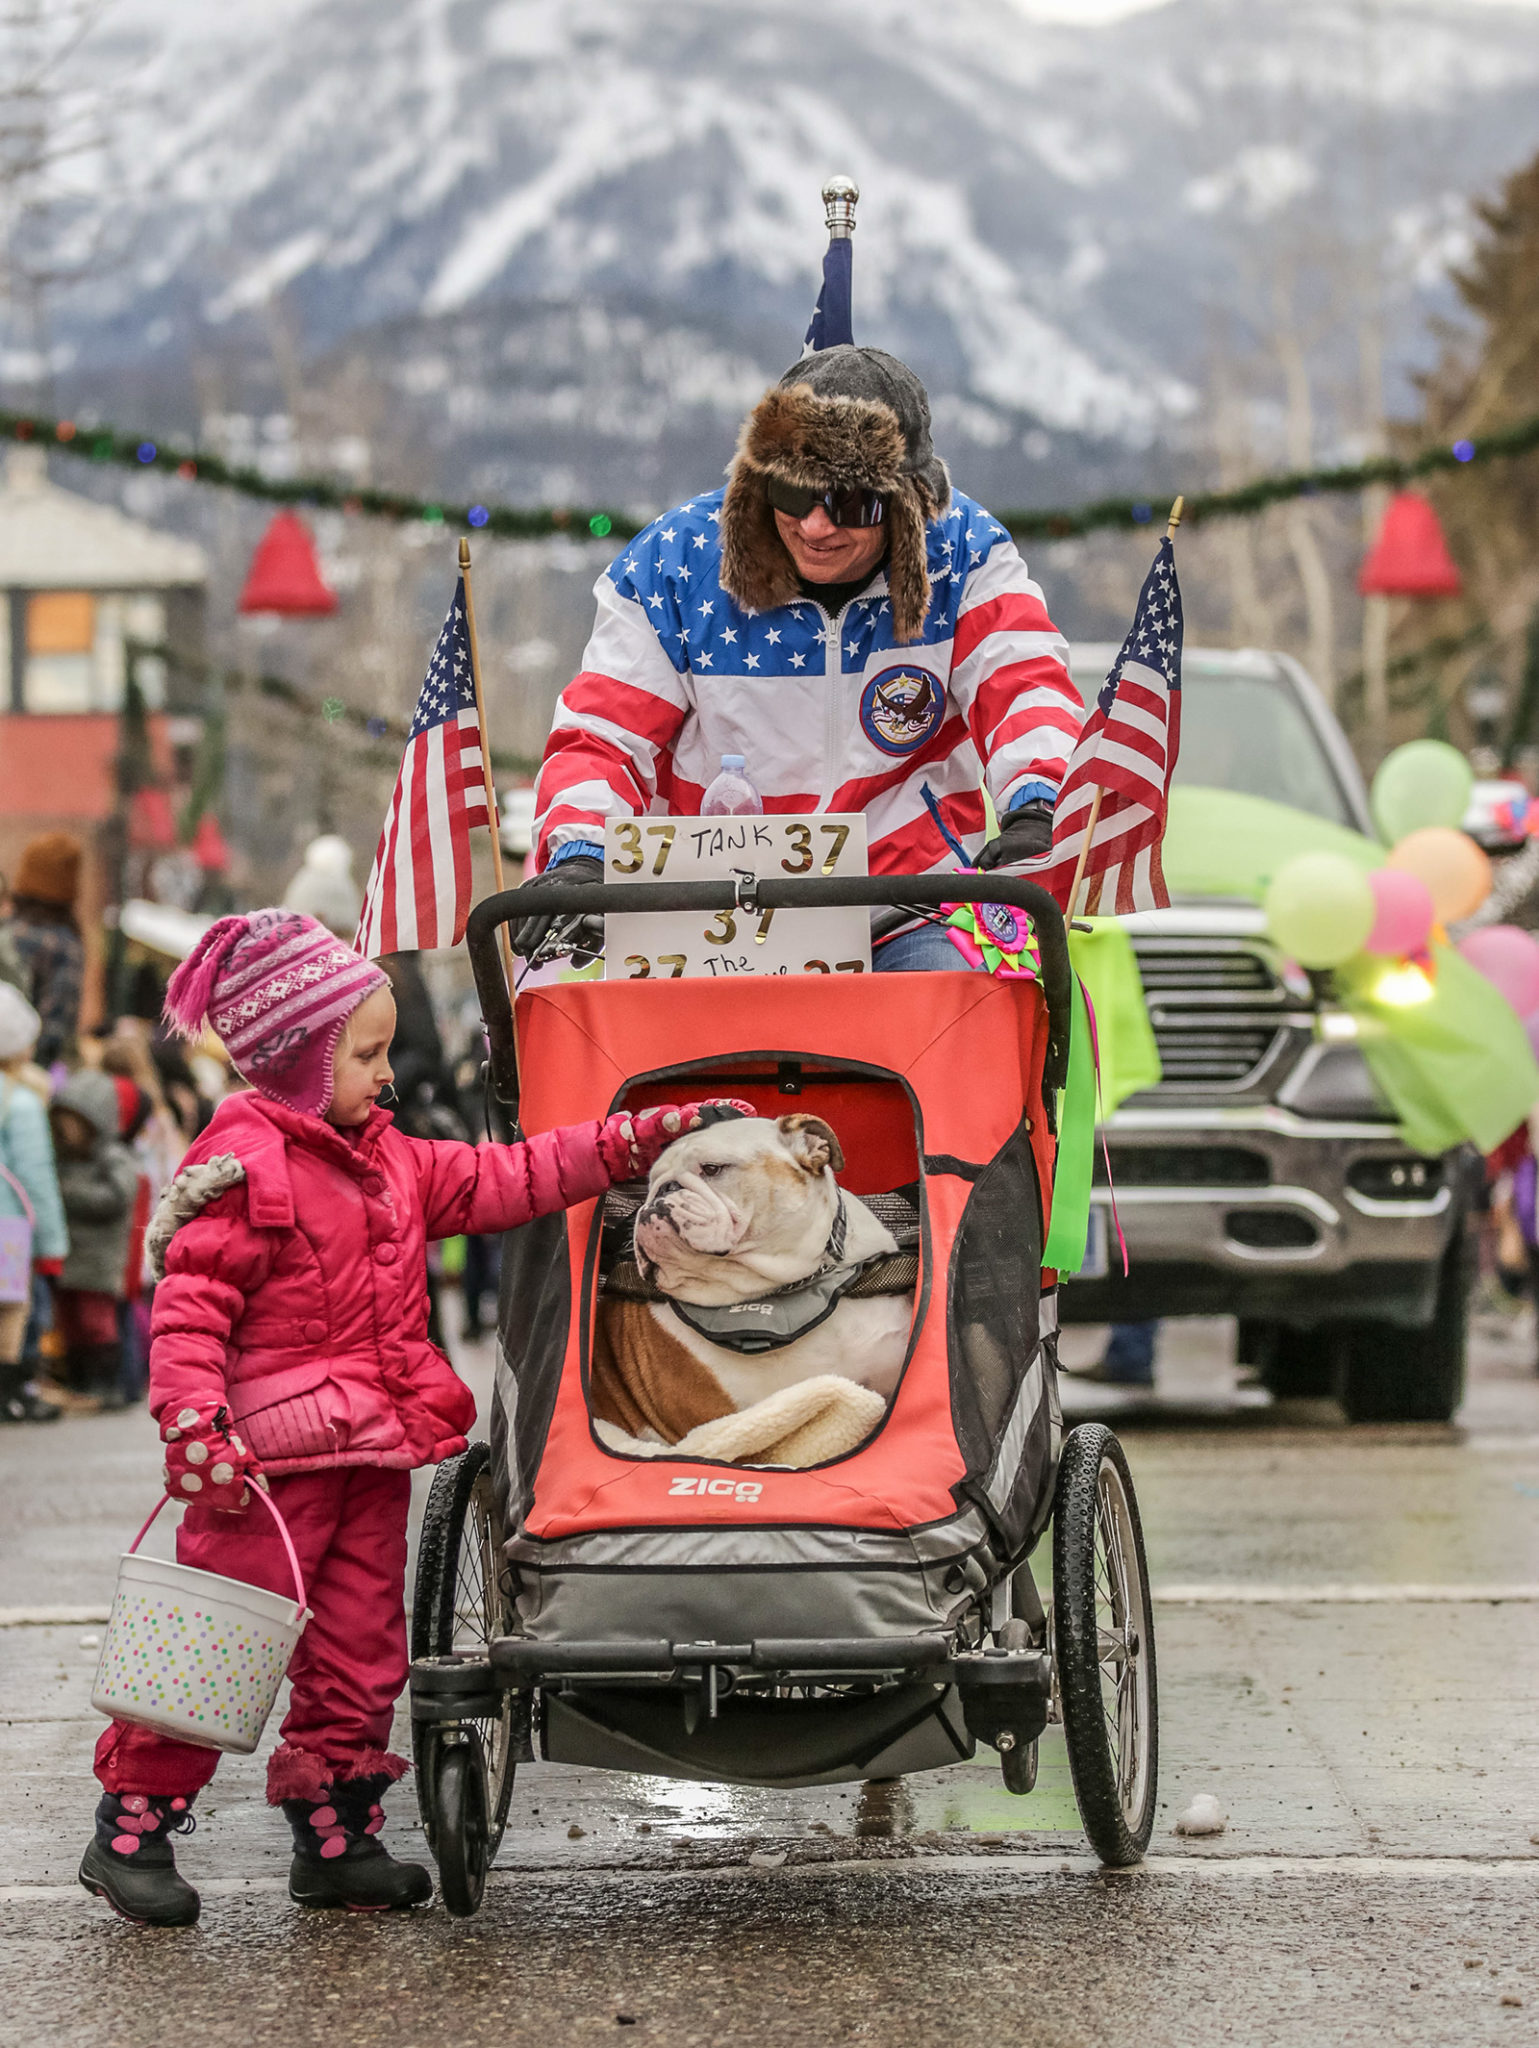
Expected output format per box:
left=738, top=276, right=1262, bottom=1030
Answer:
left=78, top=1792, right=200, bottom=1927
left=161, top=1399, right=263, bottom=1512
left=596, top=1099, right=757, bottom=1181
left=282, top=1774, right=432, bottom=1912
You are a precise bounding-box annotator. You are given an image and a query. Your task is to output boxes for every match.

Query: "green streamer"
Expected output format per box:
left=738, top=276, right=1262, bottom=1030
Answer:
left=1068, top=921, right=1161, bottom=1113
left=1043, top=975, right=1095, bottom=1273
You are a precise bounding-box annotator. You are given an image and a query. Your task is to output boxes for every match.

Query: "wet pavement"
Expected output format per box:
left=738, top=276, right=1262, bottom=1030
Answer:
left=4, top=1301, right=1539, bottom=2044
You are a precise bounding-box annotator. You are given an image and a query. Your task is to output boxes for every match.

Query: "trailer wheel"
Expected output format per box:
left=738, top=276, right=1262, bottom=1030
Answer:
left=1000, top=1737, right=1039, bottom=1795
left=412, top=1443, right=518, bottom=1860
left=1053, top=1423, right=1158, bottom=1866
left=434, top=1734, right=490, bottom=1919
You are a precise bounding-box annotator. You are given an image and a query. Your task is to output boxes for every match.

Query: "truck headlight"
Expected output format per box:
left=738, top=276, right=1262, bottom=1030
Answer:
left=1282, top=1045, right=1395, bottom=1121
left=1371, top=962, right=1435, bottom=1007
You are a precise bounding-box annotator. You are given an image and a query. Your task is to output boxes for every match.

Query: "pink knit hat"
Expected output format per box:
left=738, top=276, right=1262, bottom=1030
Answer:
left=164, top=909, right=389, bottom=1117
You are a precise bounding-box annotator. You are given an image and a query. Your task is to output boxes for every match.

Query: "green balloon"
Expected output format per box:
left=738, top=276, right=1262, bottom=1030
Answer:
left=1371, top=740, right=1473, bottom=845
left=1265, top=852, right=1376, bottom=968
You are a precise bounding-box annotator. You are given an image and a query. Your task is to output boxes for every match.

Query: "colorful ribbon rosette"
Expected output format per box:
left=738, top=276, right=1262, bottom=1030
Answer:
left=941, top=898, right=1042, bottom=979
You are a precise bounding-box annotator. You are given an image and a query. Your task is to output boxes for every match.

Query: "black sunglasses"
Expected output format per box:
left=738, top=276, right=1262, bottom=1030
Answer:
left=766, top=477, right=888, bottom=528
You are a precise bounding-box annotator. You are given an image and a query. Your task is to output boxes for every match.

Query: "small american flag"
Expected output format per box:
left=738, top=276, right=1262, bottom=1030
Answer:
left=1034, top=533, right=1183, bottom=915
left=355, top=577, right=490, bottom=956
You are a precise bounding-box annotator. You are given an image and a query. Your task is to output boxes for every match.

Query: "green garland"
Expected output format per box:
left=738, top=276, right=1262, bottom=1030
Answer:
left=1002, top=411, right=1539, bottom=539
left=5, top=401, right=1537, bottom=544
left=138, top=640, right=540, bottom=775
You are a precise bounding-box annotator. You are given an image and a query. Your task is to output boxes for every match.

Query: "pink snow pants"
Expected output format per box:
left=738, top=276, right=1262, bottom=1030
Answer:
left=94, top=1466, right=413, bottom=1805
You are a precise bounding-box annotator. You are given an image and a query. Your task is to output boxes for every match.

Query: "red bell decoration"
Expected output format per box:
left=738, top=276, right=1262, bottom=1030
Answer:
left=238, top=510, right=338, bottom=616
left=1358, top=492, right=1462, bottom=599
left=128, top=787, right=177, bottom=851
left=191, top=811, right=230, bottom=873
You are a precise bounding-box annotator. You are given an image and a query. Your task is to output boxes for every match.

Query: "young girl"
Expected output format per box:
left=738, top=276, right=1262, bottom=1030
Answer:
left=82, top=908, right=731, bottom=1926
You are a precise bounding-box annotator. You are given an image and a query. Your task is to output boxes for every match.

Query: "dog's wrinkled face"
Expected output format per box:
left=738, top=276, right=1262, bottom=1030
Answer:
left=633, top=1113, right=844, bottom=1303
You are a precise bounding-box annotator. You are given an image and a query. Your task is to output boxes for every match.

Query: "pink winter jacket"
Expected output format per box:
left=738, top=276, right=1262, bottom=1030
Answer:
left=149, top=1092, right=617, bottom=1475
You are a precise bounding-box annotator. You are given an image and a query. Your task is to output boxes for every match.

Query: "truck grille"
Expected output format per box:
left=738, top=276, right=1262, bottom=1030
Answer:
left=1096, top=1145, right=1270, bottom=1187
left=1131, top=941, right=1289, bottom=1091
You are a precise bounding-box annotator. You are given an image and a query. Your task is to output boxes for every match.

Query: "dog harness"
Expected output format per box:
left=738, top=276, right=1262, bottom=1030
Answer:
left=658, top=1199, right=899, bottom=1356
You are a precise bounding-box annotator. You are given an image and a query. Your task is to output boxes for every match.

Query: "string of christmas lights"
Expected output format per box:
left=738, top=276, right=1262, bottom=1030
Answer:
left=4, top=401, right=1536, bottom=543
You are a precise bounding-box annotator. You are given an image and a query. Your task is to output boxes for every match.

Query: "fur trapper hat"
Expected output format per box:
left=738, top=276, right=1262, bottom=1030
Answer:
left=720, top=346, right=950, bottom=644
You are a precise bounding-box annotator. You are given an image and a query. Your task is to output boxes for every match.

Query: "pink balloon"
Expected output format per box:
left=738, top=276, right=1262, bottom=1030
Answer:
left=1526, top=1010, right=1539, bottom=1065
left=1365, top=867, right=1435, bottom=957
left=1457, top=924, right=1539, bottom=1017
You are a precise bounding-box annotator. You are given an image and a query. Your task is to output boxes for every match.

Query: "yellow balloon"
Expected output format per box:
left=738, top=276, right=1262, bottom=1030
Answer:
left=1385, top=827, right=1491, bottom=924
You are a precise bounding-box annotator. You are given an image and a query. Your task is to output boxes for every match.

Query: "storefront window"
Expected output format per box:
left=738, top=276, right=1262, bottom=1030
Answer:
left=25, top=591, right=98, bottom=711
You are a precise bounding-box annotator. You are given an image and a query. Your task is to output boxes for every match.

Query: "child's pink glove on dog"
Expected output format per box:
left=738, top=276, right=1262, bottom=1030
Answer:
left=161, top=1400, right=264, bottom=1513
left=597, top=1100, right=757, bottom=1181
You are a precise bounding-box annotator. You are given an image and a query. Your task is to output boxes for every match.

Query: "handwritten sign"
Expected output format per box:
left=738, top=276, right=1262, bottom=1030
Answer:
left=603, top=814, right=871, bottom=981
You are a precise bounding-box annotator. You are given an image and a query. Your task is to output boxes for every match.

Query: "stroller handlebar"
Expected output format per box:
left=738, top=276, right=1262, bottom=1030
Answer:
left=466, top=874, right=1072, bottom=1115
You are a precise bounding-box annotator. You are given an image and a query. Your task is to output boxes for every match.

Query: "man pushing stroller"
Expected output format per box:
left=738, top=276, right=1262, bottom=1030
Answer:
left=516, top=343, right=1085, bottom=971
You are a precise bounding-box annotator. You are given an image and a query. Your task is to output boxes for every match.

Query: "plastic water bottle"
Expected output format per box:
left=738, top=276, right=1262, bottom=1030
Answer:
left=701, top=753, right=763, bottom=816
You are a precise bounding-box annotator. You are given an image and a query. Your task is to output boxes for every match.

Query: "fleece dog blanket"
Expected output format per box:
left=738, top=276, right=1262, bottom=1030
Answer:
left=591, top=1296, right=886, bottom=1466
left=593, top=1373, right=886, bottom=1467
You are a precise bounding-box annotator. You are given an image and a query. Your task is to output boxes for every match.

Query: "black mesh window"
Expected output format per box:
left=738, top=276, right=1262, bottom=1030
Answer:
left=493, top=1210, right=572, bottom=1525
left=945, top=1121, right=1044, bottom=1479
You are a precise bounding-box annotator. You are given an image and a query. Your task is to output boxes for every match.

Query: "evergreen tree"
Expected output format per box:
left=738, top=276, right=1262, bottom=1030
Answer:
left=1414, top=152, right=1539, bottom=760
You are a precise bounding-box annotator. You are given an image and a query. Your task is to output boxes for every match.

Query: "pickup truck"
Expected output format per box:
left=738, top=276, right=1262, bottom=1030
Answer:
left=1060, top=644, right=1476, bottom=1424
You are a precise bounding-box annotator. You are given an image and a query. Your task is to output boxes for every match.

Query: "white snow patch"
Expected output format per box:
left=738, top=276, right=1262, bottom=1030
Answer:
left=1184, top=145, right=1315, bottom=222
left=1175, top=1793, right=1228, bottom=1836
left=203, top=232, right=328, bottom=323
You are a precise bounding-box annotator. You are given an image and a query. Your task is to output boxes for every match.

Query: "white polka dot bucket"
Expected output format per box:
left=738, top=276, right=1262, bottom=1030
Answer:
left=91, top=1487, right=310, bottom=1754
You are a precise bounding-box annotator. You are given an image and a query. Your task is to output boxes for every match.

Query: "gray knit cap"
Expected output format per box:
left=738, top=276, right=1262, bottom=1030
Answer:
left=776, top=346, right=949, bottom=507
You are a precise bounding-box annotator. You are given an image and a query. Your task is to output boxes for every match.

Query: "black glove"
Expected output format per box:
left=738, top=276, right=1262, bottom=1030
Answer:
left=512, top=854, right=604, bottom=957
left=975, top=799, right=1054, bottom=871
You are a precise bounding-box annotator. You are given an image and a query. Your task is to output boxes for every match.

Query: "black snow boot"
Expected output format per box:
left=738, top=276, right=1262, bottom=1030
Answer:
left=83, top=1342, right=129, bottom=1412
left=78, top=1792, right=200, bottom=1926
left=0, top=1364, right=60, bottom=1422
left=283, top=1775, right=432, bottom=1912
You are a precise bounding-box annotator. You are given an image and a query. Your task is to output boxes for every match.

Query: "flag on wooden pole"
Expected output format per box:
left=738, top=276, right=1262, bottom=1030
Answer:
left=1033, top=507, right=1184, bottom=916
left=355, top=575, right=490, bottom=956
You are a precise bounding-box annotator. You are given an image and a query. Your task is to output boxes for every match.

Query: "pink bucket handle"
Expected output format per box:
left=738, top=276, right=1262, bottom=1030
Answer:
left=128, top=1483, right=307, bottom=1613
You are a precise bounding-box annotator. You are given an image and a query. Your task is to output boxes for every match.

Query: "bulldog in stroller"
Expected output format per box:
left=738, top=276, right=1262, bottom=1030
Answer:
left=409, top=872, right=1159, bottom=1916
left=591, top=1109, right=916, bottom=1466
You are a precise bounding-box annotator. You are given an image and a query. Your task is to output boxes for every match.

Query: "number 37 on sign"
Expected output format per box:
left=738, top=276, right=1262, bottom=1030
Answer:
left=602, top=815, right=872, bottom=982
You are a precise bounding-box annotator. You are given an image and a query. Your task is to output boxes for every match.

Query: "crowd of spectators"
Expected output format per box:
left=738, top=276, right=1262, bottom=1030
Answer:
left=0, top=830, right=500, bottom=1429
left=0, top=832, right=224, bottom=1422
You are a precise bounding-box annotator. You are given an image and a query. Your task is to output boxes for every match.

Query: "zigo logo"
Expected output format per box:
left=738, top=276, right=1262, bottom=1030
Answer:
left=669, top=1476, right=763, bottom=1504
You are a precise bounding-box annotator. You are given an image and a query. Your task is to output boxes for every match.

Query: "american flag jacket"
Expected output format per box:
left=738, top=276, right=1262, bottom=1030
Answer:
left=534, top=485, right=1084, bottom=875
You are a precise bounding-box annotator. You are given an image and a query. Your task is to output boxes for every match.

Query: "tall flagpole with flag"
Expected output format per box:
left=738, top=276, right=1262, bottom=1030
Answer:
left=457, top=538, right=516, bottom=1001
left=354, top=547, right=511, bottom=992
left=1037, top=496, right=1185, bottom=918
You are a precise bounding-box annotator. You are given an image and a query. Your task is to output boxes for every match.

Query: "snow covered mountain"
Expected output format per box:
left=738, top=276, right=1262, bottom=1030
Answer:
left=36, top=0, right=1539, bottom=509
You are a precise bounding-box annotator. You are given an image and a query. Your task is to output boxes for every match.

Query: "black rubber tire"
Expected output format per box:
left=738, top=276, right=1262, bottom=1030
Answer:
left=1238, top=1319, right=1336, bottom=1401
left=1053, top=1423, right=1158, bottom=1867
left=1000, top=1739, right=1038, bottom=1795
left=434, top=1735, right=490, bottom=1919
left=1337, top=1229, right=1472, bottom=1424
left=412, top=1443, right=517, bottom=1859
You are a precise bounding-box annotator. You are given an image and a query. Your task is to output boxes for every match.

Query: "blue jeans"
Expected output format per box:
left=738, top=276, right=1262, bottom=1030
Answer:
left=872, top=923, right=977, bottom=974
left=1102, top=1322, right=1157, bottom=1386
